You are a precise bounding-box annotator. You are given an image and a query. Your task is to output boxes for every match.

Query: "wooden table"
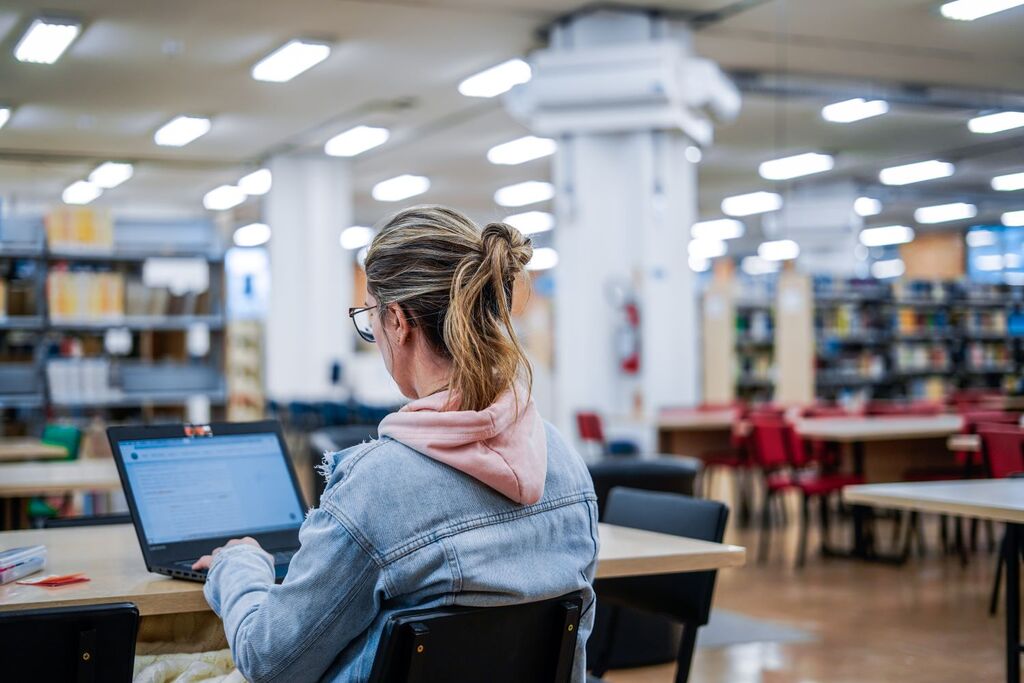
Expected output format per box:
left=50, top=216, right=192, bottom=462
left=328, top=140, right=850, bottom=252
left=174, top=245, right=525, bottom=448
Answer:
left=0, top=459, right=121, bottom=497
left=657, top=409, right=738, bottom=458
left=845, top=480, right=1023, bottom=683
left=0, top=523, right=745, bottom=616
left=0, top=438, right=69, bottom=462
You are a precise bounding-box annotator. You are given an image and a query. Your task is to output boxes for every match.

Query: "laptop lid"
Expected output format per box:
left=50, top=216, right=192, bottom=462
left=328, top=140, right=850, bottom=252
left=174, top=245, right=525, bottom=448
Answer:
left=107, top=421, right=307, bottom=572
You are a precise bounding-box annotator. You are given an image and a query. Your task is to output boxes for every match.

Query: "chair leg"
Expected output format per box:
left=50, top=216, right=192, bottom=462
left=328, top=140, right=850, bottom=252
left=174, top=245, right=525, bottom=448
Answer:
left=674, top=623, right=699, bottom=683
left=990, top=531, right=1007, bottom=616
left=796, top=494, right=810, bottom=569
left=940, top=515, right=950, bottom=553
left=758, top=492, right=773, bottom=564
left=819, top=493, right=831, bottom=552
left=588, top=605, right=620, bottom=678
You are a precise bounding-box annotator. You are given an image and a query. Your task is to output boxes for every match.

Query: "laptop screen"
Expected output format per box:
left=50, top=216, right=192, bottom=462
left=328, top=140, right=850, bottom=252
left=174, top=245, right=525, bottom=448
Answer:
left=117, top=432, right=305, bottom=545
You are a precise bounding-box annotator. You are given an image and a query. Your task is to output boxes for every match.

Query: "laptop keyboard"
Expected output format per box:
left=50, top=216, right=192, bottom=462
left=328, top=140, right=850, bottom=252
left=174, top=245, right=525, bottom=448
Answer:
left=175, top=549, right=295, bottom=571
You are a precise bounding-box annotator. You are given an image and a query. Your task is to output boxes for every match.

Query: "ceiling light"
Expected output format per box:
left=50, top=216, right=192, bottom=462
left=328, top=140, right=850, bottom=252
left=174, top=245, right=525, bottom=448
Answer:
left=914, top=202, right=977, bottom=224
left=458, top=58, right=532, bottom=98
left=324, top=125, right=390, bottom=157
left=154, top=115, right=211, bottom=147
left=14, top=17, right=81, bottom=64
left=691, top=218, right=745, bottom=241
left=494, top=181, right=554, bottom=207
left=372, top=174, right=430, bottom=202
left=238, top=168, right=272, bottom=195
left=685, top=146, right=703, bottom=164
left=527, top=247, right=558, bottom=271
left=879, top=160, right=954, bottom=186
left=340, top=226, right=374, bottom=250
left=233, top=223, right=271, bottom=247
left=992, top=171, right=1024, bottom=191
left=940, top=0, right=1024, bottom=21
left=62, top=180, right=101, bottom=205
left=0, top=107, right=10, bottom=130
left=487, top=136, right=556, bottom=165
left=977, top=254, right=1005, bottom=271
left=1003, top=210, right=1024, bottom=227
left=88, top=162, right=133, bottom=189
left=758, top=239, right=800, bottom=261
left=504, top=211, right=554, bottom=235
left=721, top=191, right=783, bottom=217
left=968, top=111, right=1024, bottom=134
left=203, top=185, right=246, bottom=211
left=758, top=152, right=834, bottom=180
left=871, top=259, right=905, bottom=279
left=1006, top=253, right=1023, bottom=269
left=689, top=255, right=710, bottom=272
left=854, top=197, right=882, bottom=217
left=860, top=225, right=915, bottom=247
left=741, top=256, right=780, bottom=276
left=251, top=39, right=331, bottom=82
left=821, top=98, right=889, bottom=123
left=966, top=229, right=997, bottom=247
left=688, top=239, right=727, bottom=259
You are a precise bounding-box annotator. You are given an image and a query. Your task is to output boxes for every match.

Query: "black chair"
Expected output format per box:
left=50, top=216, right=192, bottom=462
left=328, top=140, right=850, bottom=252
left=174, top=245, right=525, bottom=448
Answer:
left=367, top=591, right=584, bottom=682
left=589, top=488, right=728, bottom=683
left=43, top=513, right=132, bottom=529
left=587, top=456, right=701, bottom=518
left=0, top=602, right=139, bottom=682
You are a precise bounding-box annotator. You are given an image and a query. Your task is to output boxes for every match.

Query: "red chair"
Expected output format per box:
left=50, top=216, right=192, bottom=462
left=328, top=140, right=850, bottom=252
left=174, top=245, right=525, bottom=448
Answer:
left=977, top=425, right=1024, bottom=615
left=576, top=412, right=606, bottom=453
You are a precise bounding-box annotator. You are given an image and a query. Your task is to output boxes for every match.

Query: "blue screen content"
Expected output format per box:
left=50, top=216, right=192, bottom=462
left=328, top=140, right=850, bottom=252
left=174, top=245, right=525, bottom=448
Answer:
left=118, top=433, right=304, bottom=545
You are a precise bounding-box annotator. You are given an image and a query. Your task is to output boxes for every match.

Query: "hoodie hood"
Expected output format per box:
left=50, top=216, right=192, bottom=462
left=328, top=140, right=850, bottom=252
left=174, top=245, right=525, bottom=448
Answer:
left=377, top=388, right=547, bottom=504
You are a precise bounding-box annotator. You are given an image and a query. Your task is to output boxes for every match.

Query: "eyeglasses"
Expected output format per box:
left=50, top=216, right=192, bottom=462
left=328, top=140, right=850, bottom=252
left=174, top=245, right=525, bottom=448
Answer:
left=348, top=305, right=376, bottom=343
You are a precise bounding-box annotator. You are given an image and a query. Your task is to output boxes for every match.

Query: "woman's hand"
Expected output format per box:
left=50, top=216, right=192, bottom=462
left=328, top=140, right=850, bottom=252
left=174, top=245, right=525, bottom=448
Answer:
left=192, top=537, right=271, bottom=571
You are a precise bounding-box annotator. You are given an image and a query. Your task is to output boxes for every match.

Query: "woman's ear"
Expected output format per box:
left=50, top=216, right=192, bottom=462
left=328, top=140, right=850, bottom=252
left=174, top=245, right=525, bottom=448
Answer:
left=388, top=303, right=410, bottom=345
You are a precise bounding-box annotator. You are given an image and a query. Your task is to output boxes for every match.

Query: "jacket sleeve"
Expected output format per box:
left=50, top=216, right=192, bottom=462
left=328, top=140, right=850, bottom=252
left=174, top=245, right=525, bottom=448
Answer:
left=204, top=506, right=383, bottom=683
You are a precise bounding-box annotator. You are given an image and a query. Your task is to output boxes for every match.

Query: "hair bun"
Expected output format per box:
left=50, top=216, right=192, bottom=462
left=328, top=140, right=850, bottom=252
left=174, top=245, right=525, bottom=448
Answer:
left=481, top=222, right=533, bottom=270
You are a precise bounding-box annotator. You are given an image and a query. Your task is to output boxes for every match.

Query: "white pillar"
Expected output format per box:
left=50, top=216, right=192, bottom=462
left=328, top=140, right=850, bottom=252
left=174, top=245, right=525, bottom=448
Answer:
left=508, top=8, right=737, bottom=433
left=265, top=154, right=354, bottom=401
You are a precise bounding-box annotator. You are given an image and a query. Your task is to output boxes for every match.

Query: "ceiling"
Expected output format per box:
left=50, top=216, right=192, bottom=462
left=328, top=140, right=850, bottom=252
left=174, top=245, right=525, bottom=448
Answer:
left=0, top=0, right=1023, bottom=242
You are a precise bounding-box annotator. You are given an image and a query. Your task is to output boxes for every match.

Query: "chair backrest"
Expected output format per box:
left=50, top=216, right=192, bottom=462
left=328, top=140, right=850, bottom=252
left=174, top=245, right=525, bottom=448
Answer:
left=596, top=487, right=728, bottom=627
left=784, top=423, right=812, bottom=468
left=587, top=457, right=700, bottom=518
left=367, top=592, right=583, bottom=683
left=977, top=424, right=1024, bottom=479
left=961, top=411, right=1020, bottom=433
left=41, top=423, right=82, bottom=460
left=43, top=513, right=132, bottom=529
left=0, top=603, right=138, bottom=682
left=576, top=412, right=606, bottom=445
left=747, top=417, right=791, bottom=470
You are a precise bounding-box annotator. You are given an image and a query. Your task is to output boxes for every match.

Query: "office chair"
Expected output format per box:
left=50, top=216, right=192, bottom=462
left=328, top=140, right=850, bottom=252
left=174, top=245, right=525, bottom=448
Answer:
left=588, top=488, right=728, bottom=683
left=367, top=591, right=584, bottom=682
left=0, top=602, right=139, bottom=682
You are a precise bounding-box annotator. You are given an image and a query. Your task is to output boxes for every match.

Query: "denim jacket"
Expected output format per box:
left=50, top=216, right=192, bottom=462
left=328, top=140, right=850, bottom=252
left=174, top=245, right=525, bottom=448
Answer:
left=204, top=422, right=599, bottom=682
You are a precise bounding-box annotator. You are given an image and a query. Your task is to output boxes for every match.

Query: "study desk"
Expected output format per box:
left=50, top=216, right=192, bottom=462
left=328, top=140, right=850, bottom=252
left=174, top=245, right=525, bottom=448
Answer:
left=845, top=480, right=1024, bottom=683
left=0, top=438, right=68, bottom=462
left=0, top=459, right=121, bottom=497
left=657, top=409, right=738, bottom=459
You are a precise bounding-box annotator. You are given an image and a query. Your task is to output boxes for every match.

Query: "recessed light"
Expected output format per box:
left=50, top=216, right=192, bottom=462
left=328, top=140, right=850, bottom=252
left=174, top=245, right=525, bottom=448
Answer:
left=14, top=17, right=81, bottom=64
left=251, top=39, right=331, bottom=83
left=458, top=59, right=531, bottom=98
left=860, top=225, right=915, bottom=247
left=821, top=98, right=889, bottom=123
left=340, top=226, right=374, bottom=250
left=854, top=197, right=883, bottom=217
left=966, top=230, right=997, bottom=247
left=913, top=202, right=977, bottom=224
left=62, top=180, right=101, bottom=205
left=878, top=160, right=954, bottom=186
left=526, top=247, right=558, bottom=271
left=685, top=146, right=703, bottom=164
left=238, top=169, right=272, bottom=196
left=203, top=185, right=246, bottom=211
left=487, top=136, right=556, bottom=165
left=992, top=171, right=1024, bottom=192
left=88, top=162, right=133, bottom=189
left=494, top=181, right=554, bottom=208
left=154, top=116, right=211, bottom=147
left=871, top=259, right=905, bottom=279
left=372, top=175, right=430, bottom=202
left=758, top=239, right=800, bottom=261
left=941, top=0, right=1024, bottom=21
left=324, top=126, right=390, bottom=157
left=977, top=254, right=1005, bottom=271
left=504, top=211, right=554, bottom=235
left=968, top=111, right=1024, bottom=134
left=688, top=239, right=727, bottom=259
left=742, top=256, right=780, bottom=275
left=1003, top=210, right=1024, bottom=227
left=233, top=223, right=271, bottom=247
left=691, top=219, right=745, bottom=241
left=721, top=191, right=783, bottom=217
left=758, top=152, right=834, bottom=180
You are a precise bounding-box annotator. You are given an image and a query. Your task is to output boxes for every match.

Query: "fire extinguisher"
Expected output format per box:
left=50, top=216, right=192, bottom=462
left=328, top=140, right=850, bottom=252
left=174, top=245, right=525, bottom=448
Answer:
left=617, top=298, right=640, bottom=375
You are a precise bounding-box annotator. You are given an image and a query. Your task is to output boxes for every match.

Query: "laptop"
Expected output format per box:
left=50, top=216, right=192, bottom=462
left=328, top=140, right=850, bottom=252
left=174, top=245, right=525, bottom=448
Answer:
left=107, top=420, right=306, bottom=583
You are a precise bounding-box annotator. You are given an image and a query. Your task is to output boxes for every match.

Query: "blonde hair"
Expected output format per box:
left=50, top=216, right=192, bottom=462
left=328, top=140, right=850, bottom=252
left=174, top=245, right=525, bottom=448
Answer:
left=364, top=205, right=534, bottom=412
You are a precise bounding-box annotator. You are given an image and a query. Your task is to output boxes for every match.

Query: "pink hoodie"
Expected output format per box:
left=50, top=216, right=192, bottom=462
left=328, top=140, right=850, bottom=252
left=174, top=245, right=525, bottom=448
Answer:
left=377, top=388, right=548, bottom=505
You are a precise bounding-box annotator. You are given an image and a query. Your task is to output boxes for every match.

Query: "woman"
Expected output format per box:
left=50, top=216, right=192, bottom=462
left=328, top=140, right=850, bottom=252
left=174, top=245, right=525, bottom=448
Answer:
left=194, top=206, right=599, bottom=682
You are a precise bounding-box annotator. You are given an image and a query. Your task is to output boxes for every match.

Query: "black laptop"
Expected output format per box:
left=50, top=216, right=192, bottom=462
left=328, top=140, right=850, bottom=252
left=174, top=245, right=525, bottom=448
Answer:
left=107, top=420, right=306, bottom=583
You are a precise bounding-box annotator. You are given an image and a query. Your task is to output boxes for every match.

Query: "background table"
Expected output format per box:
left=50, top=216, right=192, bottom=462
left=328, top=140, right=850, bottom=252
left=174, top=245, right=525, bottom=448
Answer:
left=0, top=460, right=121, bottom=498
left=0, top=439, right=69, bottom=462
left=657, top=410, right=738, bottom=459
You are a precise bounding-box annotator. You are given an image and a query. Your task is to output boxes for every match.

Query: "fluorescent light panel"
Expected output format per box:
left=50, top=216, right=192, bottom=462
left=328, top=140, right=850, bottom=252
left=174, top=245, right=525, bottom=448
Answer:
left=854, top=197, right=883, bottom=217
left=203, top=185, right=246, bottom=211
left=871, top=259, right=905, bottom=279
left=968, top=111, right=1024, bottom=134
left=977, top=254, right=1005, bottom=271
left=966, top=229, right=997, bottom=247
left=459, top=59, right=531, bottom=98
left=688, top=239, right=727, bottom=259
left=233, top=223, right=271, bottom=247
left=487, top=136, right=556, bottom=165
left=689, top=255, right=710, bottom=273
left=914, top=202, right=977, bottom=224
left=691, top=218, right=745, bottom=241
left=758, top=152, right=834, bottom=180
left=372, top=174, right=430, bottom=202
left=879, top=160, right=954, bottom=186
left=860, top=225, right=915, bottom=247
left=1004, top=210, right=1024, bottom=227
left=340, top=226, right=374, bottom=250
left=14, top=17, right=81, bottom=64
left=758, top=239, right=800, bottom=261
left=821, top=98, right=889, bottom=123
left=941, top=0, right=1024, bottom=21
left=992, top=171, right=1024, bottom=192
left=238, top=169, right=272, bottom=196
left=324, top=125, right=389, bottom=157
left=742, top=256, right=780, bottom=276
left=88, top=162, right=133, bottom=189
left=154, top=116, right=211, bottom=147
left=721, top=191, right=783, bottom=217
left=251, top=39, right=331, bottom=82
left=62, top=180, right=101, bottom=205
left=504, top=211, right=554, bottom=235
left=0, top=107, right=10, bottom=129
left=494, top=181, right=554, bottom=208
left=527, top=247, right=558, bottom=271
